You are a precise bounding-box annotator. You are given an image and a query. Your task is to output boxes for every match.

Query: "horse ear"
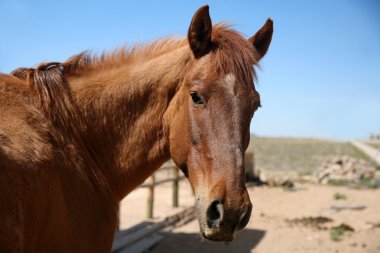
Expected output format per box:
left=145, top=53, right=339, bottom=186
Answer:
left=249, top=19, right=273, bottom=62
left=188, top=5, right=212, bottom=58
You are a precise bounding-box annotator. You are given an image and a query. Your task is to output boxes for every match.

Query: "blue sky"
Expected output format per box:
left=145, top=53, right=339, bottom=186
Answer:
left=1, top=0, right=379, bottom=140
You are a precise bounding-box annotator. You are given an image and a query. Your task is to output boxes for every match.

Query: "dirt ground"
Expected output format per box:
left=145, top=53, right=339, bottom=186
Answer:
left=120, top=180, right=380, bottom=253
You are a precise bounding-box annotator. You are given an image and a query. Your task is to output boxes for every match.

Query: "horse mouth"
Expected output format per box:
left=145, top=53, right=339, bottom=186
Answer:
left=200, top=226, right=235, bottom=241
left=197, top=210, right=237, bottom=241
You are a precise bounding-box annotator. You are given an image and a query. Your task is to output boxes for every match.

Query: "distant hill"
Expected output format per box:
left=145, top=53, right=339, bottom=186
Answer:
left=247, top=136, right=372, bottom=173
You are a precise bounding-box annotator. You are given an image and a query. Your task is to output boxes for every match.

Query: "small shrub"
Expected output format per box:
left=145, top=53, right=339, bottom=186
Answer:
left=298, top=171, right=312, bottom=177
left=333, top=192, right=347, bottom=200
left=328, top=179, right=350, bottom=186
left=330, top=227, right=344, bottom=241
left=330, top=224, right=354, bottom=241
left=358, top=178, right=379, bottom=189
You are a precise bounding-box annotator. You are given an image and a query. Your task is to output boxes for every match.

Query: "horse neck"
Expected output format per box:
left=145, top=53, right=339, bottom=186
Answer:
left=68, top=46, right=191, bottom=199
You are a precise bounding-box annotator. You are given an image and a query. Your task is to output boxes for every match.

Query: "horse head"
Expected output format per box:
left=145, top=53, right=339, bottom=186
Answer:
left=165, top=5, right=273, bottom=241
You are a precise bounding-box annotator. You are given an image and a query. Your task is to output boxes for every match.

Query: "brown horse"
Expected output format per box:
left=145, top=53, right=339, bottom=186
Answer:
left=0, top=5, right=273, bottom=253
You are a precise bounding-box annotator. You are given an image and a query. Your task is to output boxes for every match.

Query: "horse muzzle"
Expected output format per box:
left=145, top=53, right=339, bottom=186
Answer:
left=196, top=198, right=252, bottom=241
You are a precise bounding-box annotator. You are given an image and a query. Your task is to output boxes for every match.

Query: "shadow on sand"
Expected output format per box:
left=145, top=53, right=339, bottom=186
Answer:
left=147, top=229, right=265, bottom=253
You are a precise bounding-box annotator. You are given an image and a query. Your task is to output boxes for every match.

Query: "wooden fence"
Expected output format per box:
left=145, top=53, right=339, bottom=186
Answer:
left=140, top=164, right=184, bottom=219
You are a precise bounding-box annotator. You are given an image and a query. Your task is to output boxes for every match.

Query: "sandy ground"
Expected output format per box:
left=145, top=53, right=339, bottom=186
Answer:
left=119, top=180, right=380, bottom=253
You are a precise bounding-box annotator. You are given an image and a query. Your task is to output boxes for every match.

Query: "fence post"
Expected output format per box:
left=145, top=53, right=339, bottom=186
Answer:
left=146, top=174, right=155, bottom=219
left=245, top=152, right=255, bottom=180
left=116, top=203, right=121, bottom=230
left=172, top=167, right=179, bottom=208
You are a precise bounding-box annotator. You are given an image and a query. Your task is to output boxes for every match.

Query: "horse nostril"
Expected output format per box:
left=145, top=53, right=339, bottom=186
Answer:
left=206, top=200, right=225, bottom=229
left=237, top=203, right=252, bottom=230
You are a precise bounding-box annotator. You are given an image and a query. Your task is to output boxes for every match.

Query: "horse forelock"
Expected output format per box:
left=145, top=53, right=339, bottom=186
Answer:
left=211, top=23, right=259, bottom=85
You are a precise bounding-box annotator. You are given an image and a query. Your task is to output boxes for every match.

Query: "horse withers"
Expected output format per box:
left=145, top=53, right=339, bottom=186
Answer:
left=0, top=5, right=273, bottom=252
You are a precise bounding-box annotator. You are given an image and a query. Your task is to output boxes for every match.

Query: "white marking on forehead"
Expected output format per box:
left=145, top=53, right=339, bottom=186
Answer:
left=220, top=73, right=242, bottom=152
left=222, top=73, right=236, bottom=95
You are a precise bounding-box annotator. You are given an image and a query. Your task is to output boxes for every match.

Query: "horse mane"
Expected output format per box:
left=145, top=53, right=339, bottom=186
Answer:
left=61, top=23, right=259, bottom=82
left=11, top=63, right=78, bottom=133
left=12, top=23, right=257, bottom=86
left=62, top=38, right=188, bottom=76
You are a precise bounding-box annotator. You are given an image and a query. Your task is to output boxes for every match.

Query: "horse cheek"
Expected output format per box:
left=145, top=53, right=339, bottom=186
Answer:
left=169, top=105, right=191, bottom=168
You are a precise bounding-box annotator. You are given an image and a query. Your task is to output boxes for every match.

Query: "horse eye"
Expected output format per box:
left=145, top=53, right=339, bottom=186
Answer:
left=190, top=91, right=204, bottom=105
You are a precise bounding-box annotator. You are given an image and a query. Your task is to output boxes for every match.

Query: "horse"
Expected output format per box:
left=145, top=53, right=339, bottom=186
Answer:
left=0, top=5, right=273, bottom=253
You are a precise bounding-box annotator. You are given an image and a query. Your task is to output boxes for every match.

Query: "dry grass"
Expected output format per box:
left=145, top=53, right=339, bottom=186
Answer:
left=247, top=136, right=372, bottom=173
left=367, top=143, right=380, bottom=150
